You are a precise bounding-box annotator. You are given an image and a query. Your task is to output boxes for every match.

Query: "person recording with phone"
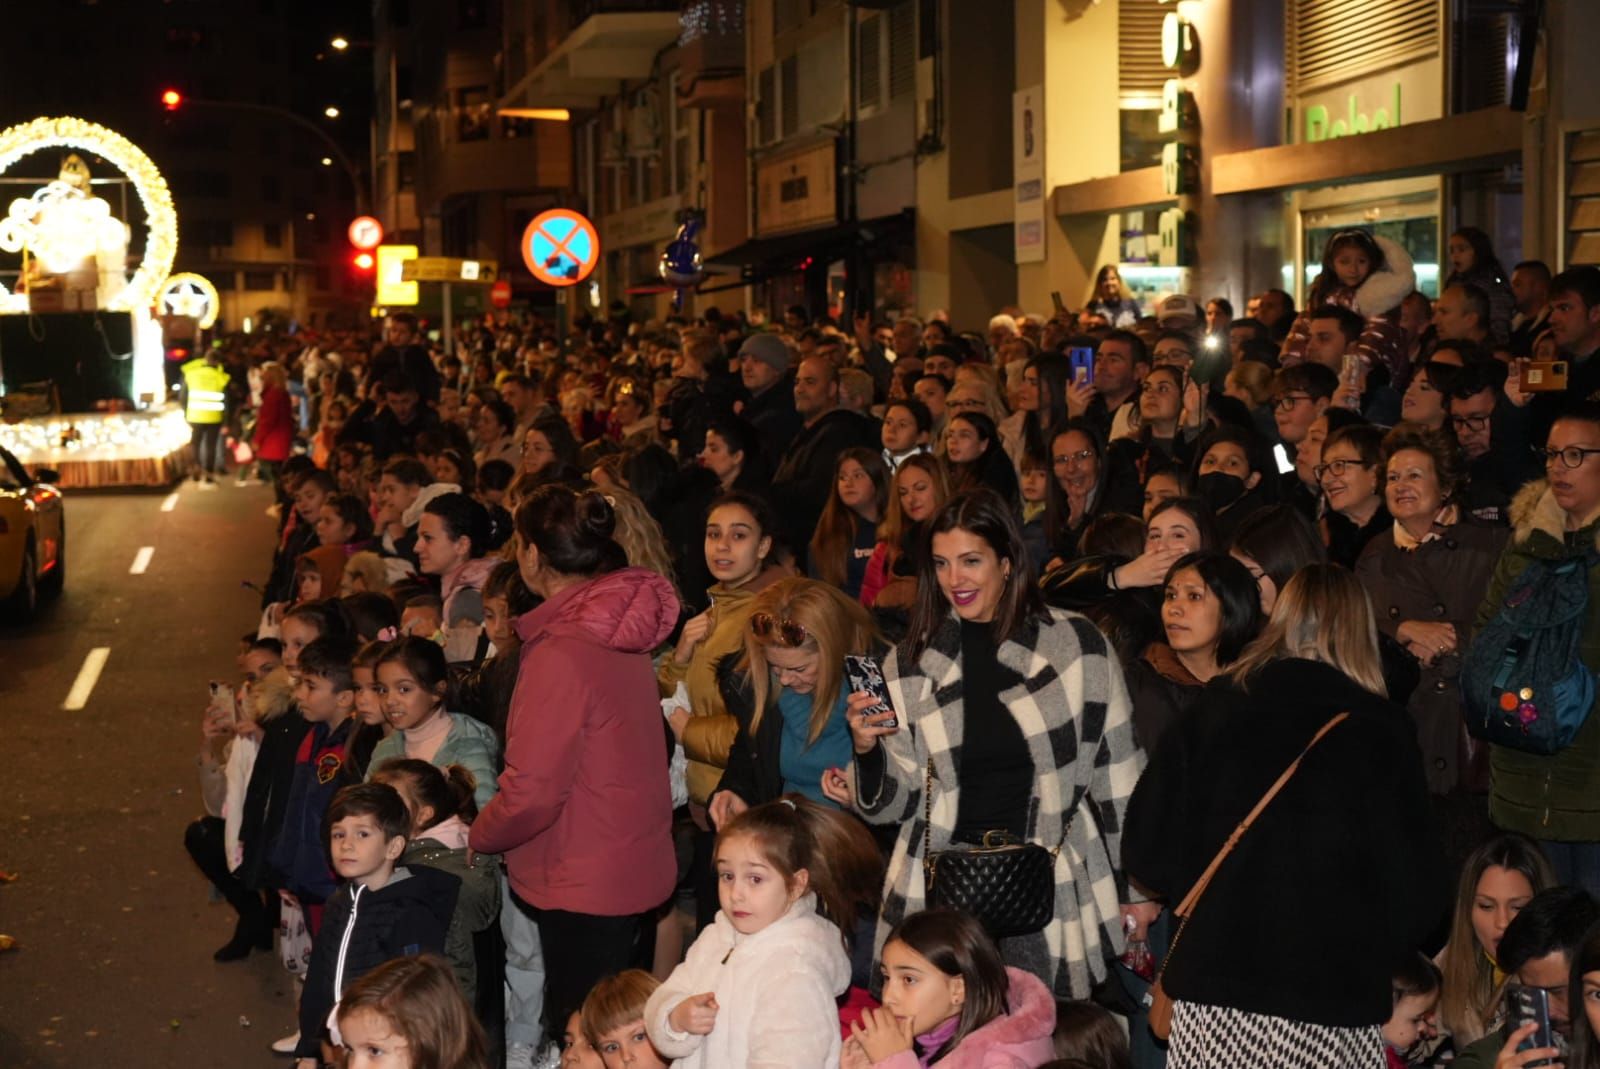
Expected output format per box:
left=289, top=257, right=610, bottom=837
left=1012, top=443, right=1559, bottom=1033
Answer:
left=1065, top=331, right=1150, bottom=443
left=1449, top=886, right=1599, bottom=1069
left=846, top=489, right=1151, bottom=1002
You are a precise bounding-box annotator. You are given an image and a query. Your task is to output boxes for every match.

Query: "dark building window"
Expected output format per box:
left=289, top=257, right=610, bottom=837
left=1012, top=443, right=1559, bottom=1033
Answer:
left=261, top=176, right=281, bottom=203
left=456, top=86, right=491, bottom=142
left=243, top=271, right=276, bottom=291
left=193, top=220, right=234, bottom=247
left=263, top=223, right=283, bottom=248
left=458, top=0, right=487, bottom=29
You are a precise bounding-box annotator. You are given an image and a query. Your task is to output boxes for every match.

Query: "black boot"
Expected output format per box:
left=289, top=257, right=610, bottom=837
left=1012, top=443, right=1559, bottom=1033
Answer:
left=214, top=908, right=273, bottom=962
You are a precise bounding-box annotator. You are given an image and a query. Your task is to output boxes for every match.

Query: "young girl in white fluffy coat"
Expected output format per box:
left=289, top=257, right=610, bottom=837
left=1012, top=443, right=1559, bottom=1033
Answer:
left=645, top=795, right=883, bottom=1069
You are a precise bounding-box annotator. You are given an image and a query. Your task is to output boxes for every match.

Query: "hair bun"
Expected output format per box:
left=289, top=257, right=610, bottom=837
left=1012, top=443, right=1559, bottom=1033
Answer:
left=576, top=489, right=617, bottom=539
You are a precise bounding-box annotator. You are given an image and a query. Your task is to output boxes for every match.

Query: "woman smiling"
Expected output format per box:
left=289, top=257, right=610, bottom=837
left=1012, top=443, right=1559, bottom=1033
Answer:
left=848, top=489, right=1150, bottom=1000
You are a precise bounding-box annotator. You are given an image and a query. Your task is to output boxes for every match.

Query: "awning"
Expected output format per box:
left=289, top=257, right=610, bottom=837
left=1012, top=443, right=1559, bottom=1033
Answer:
left=704, top=210, right=914, bottom=285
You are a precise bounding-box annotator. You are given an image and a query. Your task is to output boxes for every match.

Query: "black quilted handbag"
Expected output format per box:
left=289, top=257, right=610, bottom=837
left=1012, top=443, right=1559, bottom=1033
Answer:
left=920, top=759, right=1067, bottom=938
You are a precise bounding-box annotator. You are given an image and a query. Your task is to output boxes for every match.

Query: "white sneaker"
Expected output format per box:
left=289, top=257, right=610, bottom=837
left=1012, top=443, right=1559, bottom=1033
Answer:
left=506, top=1042, right=537, bottom=1069
left=270, top=1029, right=300, bottom=1055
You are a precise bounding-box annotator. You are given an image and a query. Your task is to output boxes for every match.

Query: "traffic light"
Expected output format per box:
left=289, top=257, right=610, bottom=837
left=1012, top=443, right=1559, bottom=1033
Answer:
left=353, top=251, right=375, bottom=271
left=161, top=88, right=183, bottom=111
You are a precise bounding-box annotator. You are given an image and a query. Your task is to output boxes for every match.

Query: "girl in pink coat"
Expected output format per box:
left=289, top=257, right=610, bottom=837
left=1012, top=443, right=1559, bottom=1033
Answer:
left=847, top=910, right=1056, bottom=1069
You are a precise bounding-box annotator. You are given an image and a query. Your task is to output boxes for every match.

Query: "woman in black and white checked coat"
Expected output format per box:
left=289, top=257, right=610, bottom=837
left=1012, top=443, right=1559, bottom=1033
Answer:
left=847, top=489, right=1152, bottom=999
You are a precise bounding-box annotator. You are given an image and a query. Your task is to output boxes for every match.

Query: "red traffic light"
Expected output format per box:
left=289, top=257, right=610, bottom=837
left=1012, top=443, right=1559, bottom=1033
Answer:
left=161, top=88, right=183, bottom=111
left=353, top=251, right=375, bottom=271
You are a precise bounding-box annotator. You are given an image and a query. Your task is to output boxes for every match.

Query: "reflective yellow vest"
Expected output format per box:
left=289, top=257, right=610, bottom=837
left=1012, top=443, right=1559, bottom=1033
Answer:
left=181, top=357, right=230, bottom=425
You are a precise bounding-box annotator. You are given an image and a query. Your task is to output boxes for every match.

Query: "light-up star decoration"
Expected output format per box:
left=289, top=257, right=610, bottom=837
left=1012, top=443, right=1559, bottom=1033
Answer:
left=0, top=117, right=177, bottom=315
left=158, top=272, right=219, bottom=329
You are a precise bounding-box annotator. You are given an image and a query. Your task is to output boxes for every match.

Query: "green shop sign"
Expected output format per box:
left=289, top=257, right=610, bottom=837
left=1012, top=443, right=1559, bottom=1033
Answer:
left=1305, top=83, right=1402, bottom=142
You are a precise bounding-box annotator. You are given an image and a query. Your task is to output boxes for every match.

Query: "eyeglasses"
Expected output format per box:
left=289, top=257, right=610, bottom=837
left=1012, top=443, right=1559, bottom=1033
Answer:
left=1271, top=393, right=1313, bottom=411
left=1052, top=448, right=1096, bottom=466
left=751, top=611, right=809, bottom=647
left=1536, top=445, right=1600, bottom=469
left=1314, top=458, right=1373, bottom=481
left=1449, top=413, right=1490, bottom=432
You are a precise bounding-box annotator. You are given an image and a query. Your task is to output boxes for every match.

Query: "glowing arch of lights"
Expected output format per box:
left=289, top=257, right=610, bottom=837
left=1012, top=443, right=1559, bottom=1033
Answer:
left=0, top=116, right=177, bottom=313
left=159, top=271, right=220, bottom=329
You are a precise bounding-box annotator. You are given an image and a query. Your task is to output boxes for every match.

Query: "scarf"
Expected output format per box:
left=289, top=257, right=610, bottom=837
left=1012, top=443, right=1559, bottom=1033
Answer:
left=1393, top=504, right=1459, bottom=551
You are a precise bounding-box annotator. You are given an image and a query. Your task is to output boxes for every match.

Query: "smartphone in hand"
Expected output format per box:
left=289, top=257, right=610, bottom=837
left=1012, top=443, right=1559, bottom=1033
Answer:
left=844, top=654, right=897, bottom=729
left=1507, top=984, right=1559, bottom=1066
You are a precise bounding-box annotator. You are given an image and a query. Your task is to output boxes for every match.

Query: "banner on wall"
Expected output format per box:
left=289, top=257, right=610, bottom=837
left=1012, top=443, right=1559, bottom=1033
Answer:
left=1013, top=86, right=1045, bottom=264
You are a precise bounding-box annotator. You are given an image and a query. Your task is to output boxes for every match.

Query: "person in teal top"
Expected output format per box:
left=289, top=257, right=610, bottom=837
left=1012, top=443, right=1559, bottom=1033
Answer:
left=708, top=577, right=883, bottom=828
left=365, top=637, right=501, bottom=809
left=777, top=687, right=854, bottom=806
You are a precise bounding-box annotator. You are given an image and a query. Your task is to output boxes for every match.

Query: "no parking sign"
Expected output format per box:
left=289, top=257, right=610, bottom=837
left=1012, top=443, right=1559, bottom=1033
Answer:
left=521, top=209, right=599, bottom=287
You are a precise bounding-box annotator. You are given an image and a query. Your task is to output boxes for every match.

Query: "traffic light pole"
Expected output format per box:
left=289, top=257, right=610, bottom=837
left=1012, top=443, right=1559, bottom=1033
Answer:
left=175, top=97, right=368, bottom=213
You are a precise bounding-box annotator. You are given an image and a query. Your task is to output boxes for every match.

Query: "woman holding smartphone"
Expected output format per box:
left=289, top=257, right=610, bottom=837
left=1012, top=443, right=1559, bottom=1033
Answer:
left=846, top=488, right=1152, bottom=1001
left=708, top=577, right=884, bottom=825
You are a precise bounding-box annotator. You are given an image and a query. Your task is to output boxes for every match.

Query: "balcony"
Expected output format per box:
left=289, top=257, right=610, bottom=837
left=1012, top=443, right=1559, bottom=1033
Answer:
left=677, top=0, right=744, bottom=109
left=503, top=1, right=683, bottom=111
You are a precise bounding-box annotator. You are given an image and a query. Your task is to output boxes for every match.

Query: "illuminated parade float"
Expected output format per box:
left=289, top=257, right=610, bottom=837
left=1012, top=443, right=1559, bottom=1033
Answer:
left=0, top=116, right=198, bottom=487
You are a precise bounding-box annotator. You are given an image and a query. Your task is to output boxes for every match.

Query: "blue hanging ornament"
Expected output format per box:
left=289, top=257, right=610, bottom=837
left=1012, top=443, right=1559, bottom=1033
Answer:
left=658, top=216, right=704, bottom=311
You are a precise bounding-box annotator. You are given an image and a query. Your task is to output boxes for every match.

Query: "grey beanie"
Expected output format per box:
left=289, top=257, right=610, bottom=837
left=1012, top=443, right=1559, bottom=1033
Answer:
left=737, top=333, right=792, bottom=373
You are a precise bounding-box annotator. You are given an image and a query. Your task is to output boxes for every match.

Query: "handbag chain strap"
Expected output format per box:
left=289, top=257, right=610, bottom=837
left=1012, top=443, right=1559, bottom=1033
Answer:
left=922, top=756, right=1080, bottom=872
left=1151, top=712, right=1350, bottom=985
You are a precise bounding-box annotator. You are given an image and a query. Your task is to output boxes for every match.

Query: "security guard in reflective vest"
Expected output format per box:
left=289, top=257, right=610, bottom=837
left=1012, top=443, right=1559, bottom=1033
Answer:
left=181, top=349, right=230, bottom=483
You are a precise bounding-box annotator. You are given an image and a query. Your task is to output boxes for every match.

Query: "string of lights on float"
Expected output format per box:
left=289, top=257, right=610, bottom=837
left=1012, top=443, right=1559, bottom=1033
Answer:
left=0, top=116, right=178, bottom=314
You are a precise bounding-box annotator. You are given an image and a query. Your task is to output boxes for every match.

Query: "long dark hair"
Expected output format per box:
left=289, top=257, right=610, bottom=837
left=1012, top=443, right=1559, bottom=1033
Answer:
left=1228, top=505, right=1326, bottom=595
left=1023, top=352, right=1072, bottom=459
left=1043, top=418, right=1108, bottom=554
left=903, top=489, right=1050, bottom=662
left=1164, top=551, right=1263, bottom=665
left=810, top=447, right=891, bottom=588
left=1451, top=225, right=1508, bottom=283
left=886, top=910, right=1010, bottom=1063
left=1568, top=923, right=1600, bottom=1069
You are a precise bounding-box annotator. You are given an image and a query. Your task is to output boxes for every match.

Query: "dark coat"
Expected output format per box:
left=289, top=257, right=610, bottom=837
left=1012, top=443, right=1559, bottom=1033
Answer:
left=267, top=717, right=357, bottom=902
left=1355, top=517, right=1508, bottom=794
left=1123, top=643, right=1203, bottom=753
left=1122, top=658, right=1446, bottom=1027
left=741, top=378, right=803, bottom=463
left=768, top=408, right=880, bottom=552
left=237, top=710, right=310, bottom=891
left=295, top=864, right=461, bottom=1056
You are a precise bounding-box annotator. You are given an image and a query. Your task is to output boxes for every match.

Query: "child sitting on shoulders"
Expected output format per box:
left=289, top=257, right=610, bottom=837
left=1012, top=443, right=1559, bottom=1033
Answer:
left=644, top=795, right=883, bottom=1069
left=845, top=909, right=1056, bottom=1069
left=295, top=782, right=460, bottom=1068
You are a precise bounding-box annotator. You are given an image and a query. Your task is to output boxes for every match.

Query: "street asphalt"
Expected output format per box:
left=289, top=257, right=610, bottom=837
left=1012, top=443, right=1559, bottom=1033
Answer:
left=0, top=478, right=301, bottom=1068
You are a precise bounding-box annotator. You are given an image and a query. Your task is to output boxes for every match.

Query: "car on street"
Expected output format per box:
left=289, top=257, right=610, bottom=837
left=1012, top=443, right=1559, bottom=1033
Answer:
left=0, top=444, right=64, bottom=621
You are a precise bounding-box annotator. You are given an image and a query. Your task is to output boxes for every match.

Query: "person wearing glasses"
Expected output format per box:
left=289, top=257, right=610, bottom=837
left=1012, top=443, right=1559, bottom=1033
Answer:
left=1355, top=425, right=1507, bottom=863
left=1270, top=364, right=1341, bottom=518
left=1318, top=423, right=1390, bottom=569
left=1474, top=401, right=1600, bottom=896
left=847, top=489, right=1152, bottom=1002
left=1446, top=359, right=1533, bottom=526
left=1041, top=419, right=1142, bottom=564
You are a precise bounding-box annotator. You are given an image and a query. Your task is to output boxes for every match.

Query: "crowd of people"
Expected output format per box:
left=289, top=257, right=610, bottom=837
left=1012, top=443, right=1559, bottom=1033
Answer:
left=181, top=223, right=1600, bottom=1069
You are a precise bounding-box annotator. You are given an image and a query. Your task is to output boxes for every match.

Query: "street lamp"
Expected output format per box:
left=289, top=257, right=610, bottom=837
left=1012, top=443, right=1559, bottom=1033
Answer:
left=331, top=36, right=350, bottom=51
left=321, top=157, right=333, bottom=166
left=323, top=106, right=341, bottom=119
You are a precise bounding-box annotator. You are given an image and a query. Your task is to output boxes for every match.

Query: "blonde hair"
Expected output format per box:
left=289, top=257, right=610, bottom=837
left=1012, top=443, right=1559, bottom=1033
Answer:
left=1224, top=564, right=1386, bottom=695
left=605, top=485, right=678, bottom=594
left=948, top=369, right=1010, bottom=426
left=838, top=368, right=875, bottom=412
left=259, top=360, right=288, bottom=391
left=581, top=970, right=660, bottom=1047
left=744, top=578, right=880, bottom=744
left=1227, top=360, right=1275, bottom=406
left=343, top=550, right=389, bottom=595
left=249, top=665, right=297, bottom=723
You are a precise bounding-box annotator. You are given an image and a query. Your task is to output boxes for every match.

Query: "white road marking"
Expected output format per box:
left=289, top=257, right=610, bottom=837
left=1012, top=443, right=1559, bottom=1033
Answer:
left=161, top=491, right=180, bottom=512
left=129, top=547, right=155, bottom=575
left=62, top=647, right=111, bottom=710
